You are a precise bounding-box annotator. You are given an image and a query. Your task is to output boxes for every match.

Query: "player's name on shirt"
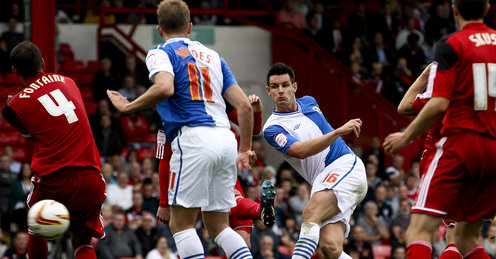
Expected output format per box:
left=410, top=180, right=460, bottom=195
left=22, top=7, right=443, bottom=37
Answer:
left=19, top=74, right=66, bottom=99
left=175, top=46, right=212, bottom=63
left=469, top=32, right=496, bottom=47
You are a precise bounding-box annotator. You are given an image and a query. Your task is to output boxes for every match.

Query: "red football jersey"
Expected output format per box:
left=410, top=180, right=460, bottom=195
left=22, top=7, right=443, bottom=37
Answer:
left=430, top=22, right=496, bottom=137
left=2, top=72, right=101, bottom=176
left=412, top=91, right=443, bottom=152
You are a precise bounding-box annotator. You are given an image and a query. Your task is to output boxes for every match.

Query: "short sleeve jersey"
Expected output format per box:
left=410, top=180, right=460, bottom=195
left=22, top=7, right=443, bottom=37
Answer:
left=263, top=96, right=353, bottom=184
left=429, top=23, right=496, bottom=137
left=2, top=72, right=101, bottom=176
left=146, top=37, right=237, bottom=143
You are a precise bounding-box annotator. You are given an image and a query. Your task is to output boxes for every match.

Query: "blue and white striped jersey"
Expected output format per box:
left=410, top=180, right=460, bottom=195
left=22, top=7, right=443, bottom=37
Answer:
left=263, top=96, right=353, bottom=184
left=146, top=37, right=237, bottom=143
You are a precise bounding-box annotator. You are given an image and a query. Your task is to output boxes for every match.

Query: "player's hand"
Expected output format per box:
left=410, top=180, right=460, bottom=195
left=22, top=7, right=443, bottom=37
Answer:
left=107, top=90, right=130, bottom=113
left=237, top=150, right=255, bottom=171
left=248, top=94, right=262, bottom=113
left=336, top=118, right=362, bottom=137
left=156, top=206, right=171, bottom=224
left=383, top=132, right=410, bottom=155
left=420, top=63, right=432, bottom=78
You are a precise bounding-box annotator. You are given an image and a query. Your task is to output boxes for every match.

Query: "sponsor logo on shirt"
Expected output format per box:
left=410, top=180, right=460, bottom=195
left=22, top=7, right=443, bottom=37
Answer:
left=312, top=106, right=322, bottom=114
left=275, top=133, right=288, bottom=147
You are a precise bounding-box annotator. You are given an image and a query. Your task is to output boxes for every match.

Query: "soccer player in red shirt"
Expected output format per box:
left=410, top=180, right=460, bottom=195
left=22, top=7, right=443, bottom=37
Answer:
left=397, top=64, right=461, bottom=259
left=3, top=41, right=105, bottom=259
left=383, top=1, right=496, bottom=258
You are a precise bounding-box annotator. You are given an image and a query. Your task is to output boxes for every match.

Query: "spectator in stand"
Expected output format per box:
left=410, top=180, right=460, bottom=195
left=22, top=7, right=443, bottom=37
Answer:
left=101, top=163, right=116, bottom=186
left=3, top=146, right=21, bottom=174
left=142, top=179, right=159, bottom=215
left=90, top=99, right=118, bottom=131
left=0, top=38, right=10, bottom=76
left=390, top=199, right=411, bottom=249
left=119, top=74, right=138, bottom=101
left=274, top=186, right=290, bottom=228
left=151, top=172, right=160, bottom=198
left=364, top=160, right=381, bottom=202
left=396, top=17, right=425, bottom=50
left=288, top=183, right=309, bottom=226
left=249, top=220, right=279, bottom=255
left=135, top=212, right=172, bottom=256
left=366, top=62, right=385, bottom=94
left=252, top=138, right=266, bottom=167
left=373, top=3, right=399, bottom=46
left=365, top=32, right=392, bottom=73
left=5, top=2, right=23, bottom=22
left=362, top=136, right=386, bottom=175
left=0, top=154, right=16, bottom=232
left=404, top=173, right=418, bottom=204
left=384, top=58, right=413, bottom=106
left=83, top=0, right=115, bottom=24
left=277, top=0, right=307, bottom=30
left=348, top=36, right=365, bottom=67
left=261, top=165, right=276, bottom=184
left=484, top=224, right=496, bottom=257
left=9, top=163, right=32, bottom=232
left=192, top=0, right=218, bottom=25
left=96, top=211, right=143, bottom=259
left=108, top=154, right=123, bottom=178
left=122, top=55, right=149, bottom=88
left=129, top=162, right=144, bottom=186
left=93, top=57, right=119, bottom=101
left=348, top=2, right=374, bottom=40
left=1, top=18, right=23, bottom=51
left=94, top=114, right=123, bottom=159
left=374, top=185, right=393, bottom=223
left=356, top=201, right=390, bottom=246
left=391, top=245, right=407, bottom=259
left=344, top=225, right=373, bottom=259
left=397, top=3, right=423, bottom=32
left=146, top=236, right=177, bottom=259
left=398, top=33, right=426, bottom=75
left=126, top=191, right=145, bottom=224
left=106, top=172, right=133, bottom=211
left=3, top=231, right=28, bottom=259
left=327, top=18, right=346, bottom=58
left=141, top=157, right=154, bottom=179
left=119, top=112, right=150, bottom=147
left=253, top=235, right=290, bottom=259
left=113, top=0, right=131, bottom=24
left=385, top=153, right=405, bottom=186
left=424, top=3, right=453, bottom=47
left=279, top=216, right=299, bottom=249
left=304, top=13, right=323, bottom=42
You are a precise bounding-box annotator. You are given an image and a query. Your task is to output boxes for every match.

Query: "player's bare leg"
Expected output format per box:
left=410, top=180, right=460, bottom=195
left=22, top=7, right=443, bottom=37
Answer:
left=319, top=221, right=347, bottom=259
left=72, top=235, right=96, bottom=259
left=203, top=211, right=253, bottom=259
left=236, top=229, right=252, bottom=249
left=170, top=206, right=204, bottom=259
left=454, top=221, right=490, bottom=259
left=406, top=213, right=442, bottom=259
left=292, top=189, right=349, bottom=259
left=439, top=221, right=462, bottom=259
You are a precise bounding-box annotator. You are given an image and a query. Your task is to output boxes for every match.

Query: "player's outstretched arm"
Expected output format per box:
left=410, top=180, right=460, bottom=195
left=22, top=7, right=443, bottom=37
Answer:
left=224, top=84, right=254, bottom=171
left=398, top=63, right=432, bottom=116
left=287, top=118, right=362, bottom=159
left=107, top=72, right=174, bottom=113
left=383, top=96, right=449, bottom=155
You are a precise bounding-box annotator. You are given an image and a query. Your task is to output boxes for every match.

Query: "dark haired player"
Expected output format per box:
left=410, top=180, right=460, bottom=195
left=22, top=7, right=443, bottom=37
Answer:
left=3, top=41, right=105, bottom=259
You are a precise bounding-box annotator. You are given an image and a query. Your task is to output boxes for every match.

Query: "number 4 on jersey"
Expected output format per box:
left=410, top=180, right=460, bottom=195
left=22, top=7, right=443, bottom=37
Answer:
left=38, top=89, right=79, bottom=124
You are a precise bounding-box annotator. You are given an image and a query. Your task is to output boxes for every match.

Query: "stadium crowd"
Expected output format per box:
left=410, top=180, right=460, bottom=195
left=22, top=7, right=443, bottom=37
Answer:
left=1, top=0, right=496, bottom=259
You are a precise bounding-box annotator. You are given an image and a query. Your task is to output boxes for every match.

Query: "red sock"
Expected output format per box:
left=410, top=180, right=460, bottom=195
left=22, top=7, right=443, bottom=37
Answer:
left=28, top=234, right=48, bottom=259
left=230, top=196, right=260, bottom=220
left=439, top=244, right=462, bottom=259
left=74, top=245, right=97, bottom=259
left=407, top=241, right=432, bottom=259
left=464, top=246, right=491, bottom=259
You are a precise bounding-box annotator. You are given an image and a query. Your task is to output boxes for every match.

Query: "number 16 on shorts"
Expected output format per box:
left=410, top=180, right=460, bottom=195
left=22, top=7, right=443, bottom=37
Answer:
left=322, top=172, right=341, bottom=187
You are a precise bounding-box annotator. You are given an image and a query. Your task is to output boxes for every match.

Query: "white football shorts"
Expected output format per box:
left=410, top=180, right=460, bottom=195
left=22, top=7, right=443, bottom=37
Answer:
left=311, top=154, right=367, bottom=237
left=168, top=126, right=238, bottom=211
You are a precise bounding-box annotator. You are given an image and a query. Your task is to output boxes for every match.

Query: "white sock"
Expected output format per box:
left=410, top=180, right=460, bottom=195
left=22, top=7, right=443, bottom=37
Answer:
left=338, top=251, right=352, bottom=259
left=292, top=222, right=320, bottom=259
left=214, top=227, right=252, bottom=259
left=173, top=228, right=204, bottom=259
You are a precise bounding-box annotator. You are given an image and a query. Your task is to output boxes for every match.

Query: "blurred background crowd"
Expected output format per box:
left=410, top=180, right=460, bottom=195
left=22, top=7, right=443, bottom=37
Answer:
left=1, top=0, right=496, bottom=259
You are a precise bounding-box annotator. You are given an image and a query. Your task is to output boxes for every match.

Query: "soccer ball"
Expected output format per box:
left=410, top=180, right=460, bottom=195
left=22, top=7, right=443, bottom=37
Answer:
left=27, top=200, right=70, bottom=240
